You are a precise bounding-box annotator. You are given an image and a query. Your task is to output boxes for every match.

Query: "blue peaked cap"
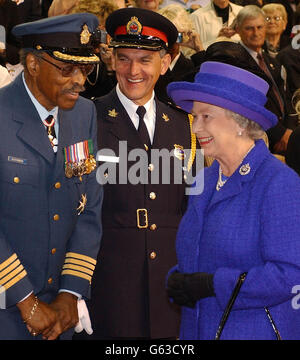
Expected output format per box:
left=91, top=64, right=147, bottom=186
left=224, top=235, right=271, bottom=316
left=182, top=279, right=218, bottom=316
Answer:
left=12, top=13, right=100, bottom=64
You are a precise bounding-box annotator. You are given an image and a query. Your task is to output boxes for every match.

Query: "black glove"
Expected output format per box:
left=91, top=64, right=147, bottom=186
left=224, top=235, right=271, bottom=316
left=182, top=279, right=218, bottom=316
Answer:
left=167, top=272, right=215, bottom=308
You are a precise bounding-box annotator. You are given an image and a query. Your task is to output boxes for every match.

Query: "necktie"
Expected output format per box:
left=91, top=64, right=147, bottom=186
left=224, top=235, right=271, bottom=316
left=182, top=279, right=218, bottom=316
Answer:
left=136, top=106, right=151, bottom=151
left=43, top=115, right=58, bottom=153
left=257, top=53, right=284, bottom=115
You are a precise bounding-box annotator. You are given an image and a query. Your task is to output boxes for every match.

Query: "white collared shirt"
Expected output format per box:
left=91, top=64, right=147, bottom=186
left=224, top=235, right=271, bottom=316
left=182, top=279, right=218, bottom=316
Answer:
left=22, top=72, right=59, bottom=137
left=116, top=84, right=156, bottom=144
left=240, top=41, right=261, bottom=65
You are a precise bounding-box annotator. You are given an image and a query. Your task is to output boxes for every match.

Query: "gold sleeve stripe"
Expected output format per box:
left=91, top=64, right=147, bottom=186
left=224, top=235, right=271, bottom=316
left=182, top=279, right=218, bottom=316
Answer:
left=2, top=269, right=27, bottom=291
left=64, top=258, right=95, bottom=271
left=0, top=264, right=24, bottom=286
left=0, top=253, right=18, bottom=272
left=0, top=259, right=21, bottom=279
left=61, top=269, right=92, bottom=283
left=62, top=264, right=94, bottom=276
left=65, top=252, right=97, bottom=266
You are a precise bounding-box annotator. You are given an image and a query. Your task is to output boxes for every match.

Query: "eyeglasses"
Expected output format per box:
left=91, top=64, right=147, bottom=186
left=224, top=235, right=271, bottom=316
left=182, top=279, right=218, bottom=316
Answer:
left=265, top=16, right=283, bottom=22
left=35, top=55, right=95, bottom=77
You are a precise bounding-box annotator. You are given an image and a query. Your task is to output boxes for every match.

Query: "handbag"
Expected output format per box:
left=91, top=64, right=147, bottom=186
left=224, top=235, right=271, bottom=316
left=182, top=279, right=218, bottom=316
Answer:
left=215, top=272, right=282, bottom=340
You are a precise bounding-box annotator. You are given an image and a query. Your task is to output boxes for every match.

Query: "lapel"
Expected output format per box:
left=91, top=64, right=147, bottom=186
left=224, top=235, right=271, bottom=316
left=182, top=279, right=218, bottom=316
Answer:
left=13, top=74, right=55, bottom=164
left=52, top=109, right=74, bottom=178
left=152, top=98, right=174, bottom=149
left=207, top=139, right=269, bottom=211
left=104, top=89, right=143, bottom=151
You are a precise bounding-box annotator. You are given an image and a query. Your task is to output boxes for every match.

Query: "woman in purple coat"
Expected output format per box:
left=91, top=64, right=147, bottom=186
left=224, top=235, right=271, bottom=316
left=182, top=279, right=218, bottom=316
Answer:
left=166, top=61, right=300, bottom=340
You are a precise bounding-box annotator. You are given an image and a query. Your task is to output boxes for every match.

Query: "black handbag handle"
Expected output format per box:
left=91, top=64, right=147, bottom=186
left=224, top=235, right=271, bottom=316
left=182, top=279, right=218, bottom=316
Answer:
left=215, top=272, right=282, bottom=340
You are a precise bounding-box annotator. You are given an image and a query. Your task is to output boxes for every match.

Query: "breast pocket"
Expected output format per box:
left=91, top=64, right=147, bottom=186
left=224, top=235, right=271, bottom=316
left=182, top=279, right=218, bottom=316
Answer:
left=0, top=162, right=40, bottom=220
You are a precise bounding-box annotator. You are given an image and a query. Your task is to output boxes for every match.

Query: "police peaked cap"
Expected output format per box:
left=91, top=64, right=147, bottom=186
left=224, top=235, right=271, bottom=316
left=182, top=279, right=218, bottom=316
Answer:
left=106, top=8, right=178, bottom=51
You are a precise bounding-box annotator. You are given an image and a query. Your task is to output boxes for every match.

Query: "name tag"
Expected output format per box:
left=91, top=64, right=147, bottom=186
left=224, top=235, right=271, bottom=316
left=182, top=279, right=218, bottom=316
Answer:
left=8, top=156, right=27, bottom=165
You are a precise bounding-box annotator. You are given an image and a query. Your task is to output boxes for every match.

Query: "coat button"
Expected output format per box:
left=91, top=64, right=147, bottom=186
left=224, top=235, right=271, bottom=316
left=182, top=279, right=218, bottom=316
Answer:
left=13, top=177, right=20, bottom=184
left=54, top=182, right=61, bottom=189
left=150, top=224, right=157, bottom=231
left=53, top=214, right=60, bottom=221
left=149, top=192, right=156, bottom=200
left=51, top=248, right=56, bottom=255
left=148, top=163, right=154, bottom=171
left=149, top=251, right=157, bottom=260
left=48, top=277, right=53, bottom=284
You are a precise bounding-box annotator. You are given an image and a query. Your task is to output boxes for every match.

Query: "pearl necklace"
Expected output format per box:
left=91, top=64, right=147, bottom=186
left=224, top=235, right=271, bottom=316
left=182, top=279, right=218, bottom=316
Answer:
left=216, top=143, right=255, bottom=191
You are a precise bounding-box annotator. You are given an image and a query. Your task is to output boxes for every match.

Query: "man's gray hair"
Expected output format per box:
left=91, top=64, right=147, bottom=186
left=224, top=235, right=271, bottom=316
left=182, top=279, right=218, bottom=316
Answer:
left=235, top=5, right=266, bottom=28
left=19, top=48, right=42, bottom=71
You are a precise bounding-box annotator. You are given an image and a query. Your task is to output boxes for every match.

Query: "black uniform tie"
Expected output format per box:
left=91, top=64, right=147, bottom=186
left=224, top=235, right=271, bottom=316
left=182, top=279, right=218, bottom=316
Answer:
left=136, top=106, right=151, bottom=151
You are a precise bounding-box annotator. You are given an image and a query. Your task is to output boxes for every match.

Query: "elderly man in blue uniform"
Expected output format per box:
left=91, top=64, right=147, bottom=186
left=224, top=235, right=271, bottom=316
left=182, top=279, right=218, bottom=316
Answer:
left=0, top=14, right=103, bottom=340
left=85, top=8, right=196, bottom=340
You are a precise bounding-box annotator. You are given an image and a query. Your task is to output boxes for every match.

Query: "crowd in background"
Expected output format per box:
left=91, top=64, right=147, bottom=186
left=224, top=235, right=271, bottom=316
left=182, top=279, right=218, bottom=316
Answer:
left=0, top=0, right=300, bottom=157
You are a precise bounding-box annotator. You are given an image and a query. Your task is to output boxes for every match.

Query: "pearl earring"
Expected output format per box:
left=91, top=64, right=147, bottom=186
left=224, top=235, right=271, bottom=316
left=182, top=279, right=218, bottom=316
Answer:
left=237, top=130, right=243, bottom=136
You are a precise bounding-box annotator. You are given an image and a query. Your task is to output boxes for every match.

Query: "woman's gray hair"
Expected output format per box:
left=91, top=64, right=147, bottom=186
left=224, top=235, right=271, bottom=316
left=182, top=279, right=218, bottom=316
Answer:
left=235, top=5, right=266, bottom=28
left=226, top=110, right=265, bottom=140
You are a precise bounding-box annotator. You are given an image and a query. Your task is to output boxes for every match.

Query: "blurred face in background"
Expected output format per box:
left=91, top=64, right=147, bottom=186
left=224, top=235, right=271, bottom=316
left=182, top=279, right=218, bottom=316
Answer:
left=264, top=10, right=287, bottom=37
left=236, top=15, right=266, bottom=52
left=213, top=0, right=230, bottom=9
left=136, top=0, right=160, bottom=11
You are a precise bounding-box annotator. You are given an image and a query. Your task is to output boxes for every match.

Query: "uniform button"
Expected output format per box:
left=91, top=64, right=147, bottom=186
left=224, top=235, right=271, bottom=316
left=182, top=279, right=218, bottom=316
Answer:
left=150, top=224, right=157, bottom=231
left=13, top=177, right=20, bottom=184
left=149, top=251, right=157, bottom=260
left=53, top=214, right=60, bottom=221
left=51, top=248, right=56, bottom=255
left=148, top=164, right=154, bottom=171
left=48, top=277, right=53, bottom=284
left=54, top=182, right=61, bottom=189
left=149, top=192, right=156, bottom=200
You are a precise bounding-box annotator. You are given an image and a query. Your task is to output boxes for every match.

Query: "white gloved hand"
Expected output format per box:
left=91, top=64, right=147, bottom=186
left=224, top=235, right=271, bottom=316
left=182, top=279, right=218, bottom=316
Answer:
left=74, top=299, right=93, bottom=335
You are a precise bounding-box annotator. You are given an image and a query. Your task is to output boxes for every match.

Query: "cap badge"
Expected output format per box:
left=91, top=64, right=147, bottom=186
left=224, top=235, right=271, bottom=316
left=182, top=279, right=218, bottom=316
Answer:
left=108, top=109, right=118, bottom=118
left=162, top=113, right=169, bottom=122
left=80, top=24, right=91, bottom=45
left=174, top=144, right=185, bottom=160
left=126, top=16, right=142, bottom=35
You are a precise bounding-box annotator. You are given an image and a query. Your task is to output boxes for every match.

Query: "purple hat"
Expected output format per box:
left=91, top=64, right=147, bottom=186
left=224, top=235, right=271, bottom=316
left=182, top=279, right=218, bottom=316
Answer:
left=167, top=61, right=277, bottom=131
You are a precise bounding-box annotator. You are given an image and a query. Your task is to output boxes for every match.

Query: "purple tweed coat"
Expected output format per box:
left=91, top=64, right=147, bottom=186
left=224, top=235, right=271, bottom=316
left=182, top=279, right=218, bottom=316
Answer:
left=170, top=139, right=300, bottom=340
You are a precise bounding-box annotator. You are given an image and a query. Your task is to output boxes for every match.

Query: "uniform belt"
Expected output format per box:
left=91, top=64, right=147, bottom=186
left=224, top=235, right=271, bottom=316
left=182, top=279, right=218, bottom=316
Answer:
left=102, top=210, right=182, bottom=228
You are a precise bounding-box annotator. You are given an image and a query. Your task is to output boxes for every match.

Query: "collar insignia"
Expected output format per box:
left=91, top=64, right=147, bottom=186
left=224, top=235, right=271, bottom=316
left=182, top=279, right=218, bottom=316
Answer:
left=162, top=113, right=170, bottom=122
left=80, top=24, right=91, bottom=45
left=126, top=16, right=142, bottom=35
left=108, top=109, right=118, bottom=117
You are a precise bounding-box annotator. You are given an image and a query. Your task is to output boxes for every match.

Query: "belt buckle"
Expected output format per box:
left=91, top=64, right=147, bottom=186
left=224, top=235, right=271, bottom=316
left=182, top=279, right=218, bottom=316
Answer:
left=137, top=208, right=148, bottom=229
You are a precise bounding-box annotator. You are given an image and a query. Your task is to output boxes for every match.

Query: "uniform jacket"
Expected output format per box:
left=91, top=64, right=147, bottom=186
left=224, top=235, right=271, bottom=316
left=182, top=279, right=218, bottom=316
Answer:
left=0, top=74, right=103, bottom=339
left=170, top=139, right=300, bottom=340
left=191, top=1, right=243, bottom=50
left=90, top=88, right=195, bottom=338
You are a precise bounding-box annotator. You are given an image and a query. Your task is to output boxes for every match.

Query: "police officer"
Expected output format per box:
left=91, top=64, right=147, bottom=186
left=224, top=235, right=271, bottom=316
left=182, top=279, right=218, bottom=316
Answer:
left=88, top=8, right=196, bottom=339
left=0, top=14, right=103, bottom=340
